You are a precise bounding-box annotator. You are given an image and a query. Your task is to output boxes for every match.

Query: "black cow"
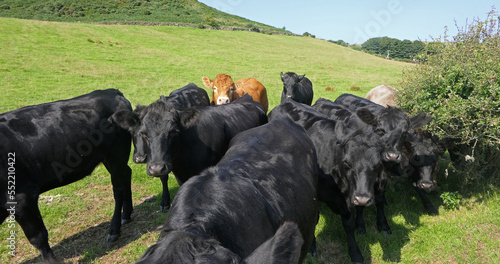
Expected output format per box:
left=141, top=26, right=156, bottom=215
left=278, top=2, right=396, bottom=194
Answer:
left=130, top=83, right=210, bottom=164
left=322, top=96, right=432, bottom=235
left=269, top=100, right=383, bottom=264
left=280, top=72, right=314, bottom=105
left=109, top=94, right=267, bottom=211
left=386, top=130, right=445, bottom=216
left=114, top=83, right=210, bottom=212
left=334, top=93, right=431, bottom=163
left=0, top=89, right=133, bottom=262
left=136, top=116, right=318, bottom=264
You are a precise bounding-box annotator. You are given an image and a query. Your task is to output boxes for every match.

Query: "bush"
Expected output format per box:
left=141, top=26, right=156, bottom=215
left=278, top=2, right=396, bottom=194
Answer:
left=397, top=9, right=500, bottom=191
left=204, top=13, right=218, bottom=28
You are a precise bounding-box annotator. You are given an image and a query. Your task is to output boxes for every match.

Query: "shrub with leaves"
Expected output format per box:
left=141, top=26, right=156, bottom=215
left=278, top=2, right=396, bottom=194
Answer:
left=397, top=8, right=500, bottom=191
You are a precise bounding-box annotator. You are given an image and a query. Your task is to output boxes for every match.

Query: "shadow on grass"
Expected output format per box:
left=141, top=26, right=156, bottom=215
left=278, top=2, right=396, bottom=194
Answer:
left=21, top=186, right=179, bottom=264
left=312, top=176, right=445, bottom=264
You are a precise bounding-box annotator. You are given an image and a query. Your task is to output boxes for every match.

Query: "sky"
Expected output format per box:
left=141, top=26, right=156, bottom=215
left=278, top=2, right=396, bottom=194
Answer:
left=197, top=0, right=498, bottom=44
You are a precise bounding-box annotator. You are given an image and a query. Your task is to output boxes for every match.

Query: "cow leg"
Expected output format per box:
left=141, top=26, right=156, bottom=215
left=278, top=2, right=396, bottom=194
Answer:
left=103, top=135, right=133, bottom=243
left=307, top=211, right=320, bottom=258
left=341, top=210, right=365, bottom=264
left=374, top=188, right=392, bottom=235
left=159, top=174, right=171, bottom=213
left=317, top=174, right=364, bottom=263
left=15, top=194, right=56, bottom=262
left=413, top=185, right=439, bottom=216
left=355, top=206, right=367, bottom=234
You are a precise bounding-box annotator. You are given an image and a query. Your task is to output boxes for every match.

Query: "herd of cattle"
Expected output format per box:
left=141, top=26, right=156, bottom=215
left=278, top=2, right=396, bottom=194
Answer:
left=0, top=72, right=447, bottom=263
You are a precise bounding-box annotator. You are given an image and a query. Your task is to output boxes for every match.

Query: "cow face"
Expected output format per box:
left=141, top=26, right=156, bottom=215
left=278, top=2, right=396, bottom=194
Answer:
left=340, top=136, right=383, bottom=207
left=356, top=106, right=410, bottom=163
left=407, top=134, right=441, bottom=192
left=139, top=103, right=181, bottom=177
left=109, top=102, right=181, bottom=177
left=202, top=74, right=237, bottom=105
left=280, top=72, right=304, bottom=101
left=108, top=106, right=148, bottom=164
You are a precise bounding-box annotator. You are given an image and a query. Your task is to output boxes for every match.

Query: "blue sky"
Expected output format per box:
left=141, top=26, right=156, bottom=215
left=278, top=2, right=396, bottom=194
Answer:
left=197, top=0, right=498, bottom=44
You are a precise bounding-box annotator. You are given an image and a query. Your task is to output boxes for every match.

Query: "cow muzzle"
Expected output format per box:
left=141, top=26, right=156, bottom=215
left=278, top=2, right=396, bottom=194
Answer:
left=415, top=180, right=436, bottom=192
left=147, top=163, right=170, bottom=177
left=216, top=97, right=230, bottom=105
left=133, top=154, right=147, bottom=164
left=352, top=195, right=374, bottom=206
left=383, top=151, right=402, bottom=163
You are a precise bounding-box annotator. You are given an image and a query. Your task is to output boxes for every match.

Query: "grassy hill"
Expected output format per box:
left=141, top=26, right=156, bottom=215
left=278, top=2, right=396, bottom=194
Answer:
left=1, top=17, right=498, bottom=264
left=0, top=0, right=293, bottom=34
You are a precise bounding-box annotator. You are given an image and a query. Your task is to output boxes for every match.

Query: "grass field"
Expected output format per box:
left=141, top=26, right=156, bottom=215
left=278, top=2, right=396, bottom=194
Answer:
left=0, top=18, right=499, bottom=264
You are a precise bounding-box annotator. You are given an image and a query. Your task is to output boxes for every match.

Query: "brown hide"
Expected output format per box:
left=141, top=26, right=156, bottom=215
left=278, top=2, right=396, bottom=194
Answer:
left=202, top=73, right=269, bottom=112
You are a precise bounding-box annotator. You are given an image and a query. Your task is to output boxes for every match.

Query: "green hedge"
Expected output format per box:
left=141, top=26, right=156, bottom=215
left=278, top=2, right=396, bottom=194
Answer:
left=397, top=9, right=500, bottom=191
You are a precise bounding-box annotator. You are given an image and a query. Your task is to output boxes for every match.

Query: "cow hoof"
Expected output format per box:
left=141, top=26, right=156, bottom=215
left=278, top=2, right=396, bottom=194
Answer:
left=106, top=234, right=119, bottom=243
left=121, top=218, right=132, bottom=225
left=160, top=205, right=170, bottom=213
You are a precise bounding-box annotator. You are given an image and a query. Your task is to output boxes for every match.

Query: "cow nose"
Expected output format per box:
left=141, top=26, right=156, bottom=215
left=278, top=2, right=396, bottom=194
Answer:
left=384, top=152, right=401, bottom=162
left=353, top=195, right=373, bottom=206
left=418, top=181, right=435, bottom=191
left=147, top=163, right=168, bottom=176
left=217, top=97, right=230, bottom=105
left=134, top=154, right=146, bottom=164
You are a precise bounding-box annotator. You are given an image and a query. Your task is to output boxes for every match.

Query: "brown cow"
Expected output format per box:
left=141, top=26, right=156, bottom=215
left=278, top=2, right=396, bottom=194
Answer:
left=202, top=73, right=269, bottom=112
left=365, top=84, right=397, bottom=107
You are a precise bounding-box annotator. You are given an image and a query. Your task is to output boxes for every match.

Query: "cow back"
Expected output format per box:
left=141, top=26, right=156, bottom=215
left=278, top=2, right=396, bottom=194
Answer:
left=0, top=89, right=132, bottom=192
left=365, top=84, right=397, bottom=107
left=171, top=94, right=267, bottom=182
left=167, top=83, right=211, bottom=108
left=164, top=116, right=317, bottom=262
left=235, top=77, right=269, bottom=112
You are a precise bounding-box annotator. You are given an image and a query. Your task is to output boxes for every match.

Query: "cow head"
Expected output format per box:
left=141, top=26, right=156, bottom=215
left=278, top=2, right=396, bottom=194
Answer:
left=136, top=222, right=303, bottom=264
left=406, top=130, right=444, bottom=192
left=202, top=74, right=237, bottom=105
left=338, top=133, right=383, bottom=207
left=280, top=72, right=305, bottom=101
left=110, top=101, right=183, bottom=177
left=109, top=104, right=148, bottom=164
left=356, top=106, right=432, bottom=164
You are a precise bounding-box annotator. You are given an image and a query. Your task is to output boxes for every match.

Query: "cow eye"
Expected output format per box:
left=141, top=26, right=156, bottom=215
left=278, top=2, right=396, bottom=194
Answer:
left=141, top=133, right=148, bottom=141
left=343, top=161, right=352, bottom=169
left=230, top=86, right=235, bottom=92
left=213, top=86, right=218, bottom=91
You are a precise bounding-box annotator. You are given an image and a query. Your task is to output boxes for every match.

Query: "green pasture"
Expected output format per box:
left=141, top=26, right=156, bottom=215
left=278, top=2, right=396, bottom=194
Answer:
left=0, top=18, right=498, bottom=263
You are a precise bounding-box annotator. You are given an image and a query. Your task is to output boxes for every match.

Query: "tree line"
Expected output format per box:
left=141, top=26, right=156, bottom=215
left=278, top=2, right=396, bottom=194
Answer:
left=328, top=37, right=426, bottom=62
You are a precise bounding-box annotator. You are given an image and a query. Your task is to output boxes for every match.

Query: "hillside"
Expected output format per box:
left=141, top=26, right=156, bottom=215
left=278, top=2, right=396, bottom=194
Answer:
left=0, top=0, right=294, bottom=34
left=0, top=17, right=408, bottom=113
left=1, top=17, right=499, bottom=264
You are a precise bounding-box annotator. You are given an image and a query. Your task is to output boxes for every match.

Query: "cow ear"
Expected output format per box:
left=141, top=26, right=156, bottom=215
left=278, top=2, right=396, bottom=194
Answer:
left=178, top=108, right=197, bottom=126
left=134, top=104, right=147, bottom=118
left=243, top=222, right=303, bottom=264
left=108, top=110, right=140, bottom=133
left=202, top=77, right=213, bottom=88
left=298, top=74, right=305, bottom=82
left=356, top=108, right=377, bottom=127
left=410, top=112, right=432, bottom=129
left=280, top=72, right=284, bottom=81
